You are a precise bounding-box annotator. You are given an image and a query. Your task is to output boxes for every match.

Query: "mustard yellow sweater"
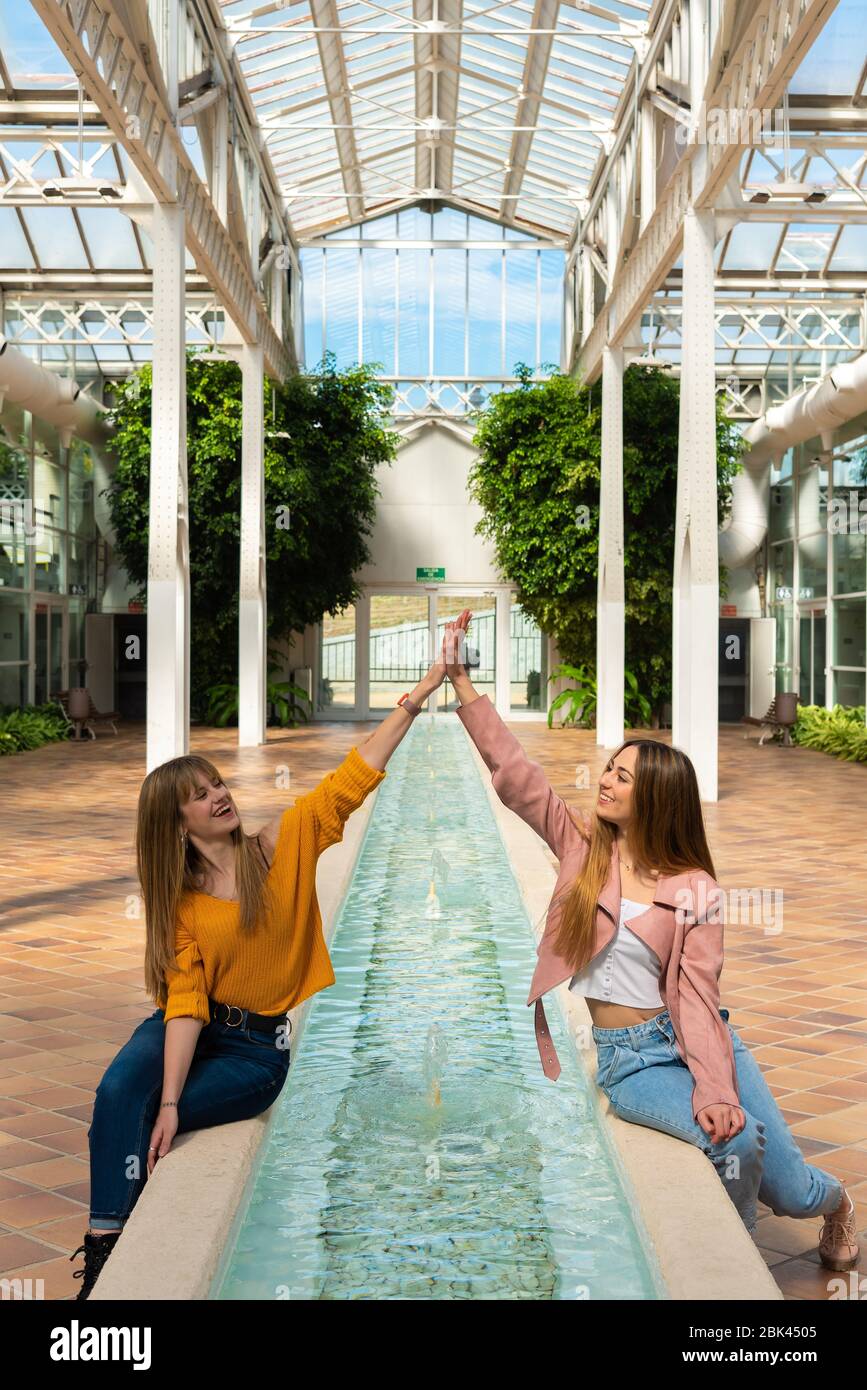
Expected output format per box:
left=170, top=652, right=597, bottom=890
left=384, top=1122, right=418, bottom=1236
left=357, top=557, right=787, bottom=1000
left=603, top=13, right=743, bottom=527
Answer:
left=157, top=745, right=386, bottom=1023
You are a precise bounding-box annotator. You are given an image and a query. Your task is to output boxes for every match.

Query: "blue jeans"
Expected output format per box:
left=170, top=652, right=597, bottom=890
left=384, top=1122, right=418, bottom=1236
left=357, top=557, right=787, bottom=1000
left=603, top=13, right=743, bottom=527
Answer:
left=592, top=1008, right=843, bottom=1235
left=86, top=1008, right=291, bottom=1229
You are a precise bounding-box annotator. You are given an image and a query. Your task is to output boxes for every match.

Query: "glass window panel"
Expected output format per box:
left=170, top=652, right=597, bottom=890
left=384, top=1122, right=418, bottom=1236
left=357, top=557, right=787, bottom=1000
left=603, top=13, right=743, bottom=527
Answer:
left=68, top=596, right=87, bottom=670
left=830, top=225, right=867, bottom=271
left=359, top=213, right=397, bottom=237
left=539, top=249, right=564, bottom=369
left=397, top=249, right=430, bottom=377
left=0, top=208, right=37, bottom=268
left=797, top=464, right=824, bottom=536
left=33, top=419, right=65, bottom=532
left=789, top=0, right=865, bottom=93
left=0, top=3, right=70, bottom=76
left=510, top=602, right=547, bottom=710
left=468, top=249, right=502, bottom=376
left=20, top=207, right=87, bottom=268
left=778, top=224, right=836, bottom=272
left=370, top=594, right=429, bottom=711
left=300, top=247, right=324, bottom=368
left=505, top=251, right=536, bottom=375
left=433, top=248, right=465, bottom=377
left=770, top=476, right=794, bottom=540
left=833, top=531, right=866, bottom=595
left=798, top=533, right=827, bottom=599
left=34, top=527, right=64, bottom=593
left=833, top=667, right=866, bottom=705
left=833, top=596, right=866, bottom=668
left=67, top=536, right=93, bottom=597
left=721, top=223, right=785, bottom=270
left=361, top=248, right=396, bottom=374
left=0, top=595, right=29, bottom=663
left=319, top=605, right=355, bottom=709
left=432, top=206, right=467, bottom=238
left=324, top=248, right=360, bottom=369
left=0, top=662, right=28, bottom=706
left=69, top=439, right=96, bottom=542
left=75, top=209, right=142, bottom=269
left=468, top=214, right=504, bottom=240
left=398, top=206, right=431, bottom=239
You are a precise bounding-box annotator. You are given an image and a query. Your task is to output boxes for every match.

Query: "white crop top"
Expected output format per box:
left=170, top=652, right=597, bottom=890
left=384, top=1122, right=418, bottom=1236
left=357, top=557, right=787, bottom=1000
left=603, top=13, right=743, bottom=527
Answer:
left=568, top=897, right=663, bottom=1009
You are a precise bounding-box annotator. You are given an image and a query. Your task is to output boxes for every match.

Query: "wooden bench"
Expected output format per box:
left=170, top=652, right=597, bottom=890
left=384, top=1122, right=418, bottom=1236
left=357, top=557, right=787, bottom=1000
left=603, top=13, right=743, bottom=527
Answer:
left=741, top=692, right=798, bottom=746
left=52, top=690, right=121, bottom=740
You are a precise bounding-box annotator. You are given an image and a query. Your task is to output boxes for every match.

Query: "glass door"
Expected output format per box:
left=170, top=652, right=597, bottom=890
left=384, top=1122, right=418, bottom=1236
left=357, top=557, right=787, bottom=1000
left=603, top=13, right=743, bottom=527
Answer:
left=369, top=593, right=430, bottom=712
left=797, top=604, right=827, bottom=707
left=34, top=598, right=66, bottom=704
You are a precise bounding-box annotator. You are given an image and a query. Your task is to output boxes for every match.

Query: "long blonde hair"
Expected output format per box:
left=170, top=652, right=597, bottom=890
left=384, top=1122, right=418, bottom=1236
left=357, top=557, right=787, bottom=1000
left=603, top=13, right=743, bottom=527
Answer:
left=554, top=738, right=716, bottom=971
left=138, top=754, right=271, bottom=1004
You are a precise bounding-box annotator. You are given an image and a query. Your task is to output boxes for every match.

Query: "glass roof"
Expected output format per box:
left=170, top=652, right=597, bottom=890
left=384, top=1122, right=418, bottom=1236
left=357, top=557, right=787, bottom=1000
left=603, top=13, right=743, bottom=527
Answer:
left=219, top=0, right=648, bottom=239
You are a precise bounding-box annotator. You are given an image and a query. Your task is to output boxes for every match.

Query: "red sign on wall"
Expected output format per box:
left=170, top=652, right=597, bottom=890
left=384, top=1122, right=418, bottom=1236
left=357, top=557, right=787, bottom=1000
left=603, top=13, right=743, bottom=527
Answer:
left=720, top=605, right=737, bottom=617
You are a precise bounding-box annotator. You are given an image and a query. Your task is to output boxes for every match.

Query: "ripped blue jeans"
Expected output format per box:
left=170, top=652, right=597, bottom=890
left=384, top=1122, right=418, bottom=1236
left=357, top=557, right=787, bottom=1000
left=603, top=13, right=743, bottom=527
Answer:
left=592, top=1008, right=843, bottom=1235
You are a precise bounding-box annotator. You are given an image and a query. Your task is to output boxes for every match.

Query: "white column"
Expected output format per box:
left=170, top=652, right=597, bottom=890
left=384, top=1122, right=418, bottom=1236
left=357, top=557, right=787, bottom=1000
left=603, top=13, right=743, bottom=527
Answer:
left=238, top=341, right=267, bottom=747
left=673, top=205, right=718, bottom=801
left=494, top=591, right=511, bottom=717
left=147, top=203, right=189, bottom=772
left=596, top=344, right=625, bottom=748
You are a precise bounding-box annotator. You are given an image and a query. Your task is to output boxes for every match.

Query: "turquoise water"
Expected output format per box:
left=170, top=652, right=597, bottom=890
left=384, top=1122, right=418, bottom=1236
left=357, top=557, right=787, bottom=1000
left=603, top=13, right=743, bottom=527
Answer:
left=213, top=718, right=665, bottom=1300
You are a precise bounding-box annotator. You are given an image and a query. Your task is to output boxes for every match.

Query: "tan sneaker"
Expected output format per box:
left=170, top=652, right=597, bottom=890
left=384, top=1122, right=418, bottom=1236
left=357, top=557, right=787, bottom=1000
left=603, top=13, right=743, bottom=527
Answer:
left=819, top=1192, right=860, bottom=1272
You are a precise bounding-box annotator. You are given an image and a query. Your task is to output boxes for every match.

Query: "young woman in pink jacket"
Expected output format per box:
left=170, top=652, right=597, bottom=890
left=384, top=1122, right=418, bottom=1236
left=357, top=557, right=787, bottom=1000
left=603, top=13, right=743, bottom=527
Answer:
left=442, top=610, right=858, bottom=1271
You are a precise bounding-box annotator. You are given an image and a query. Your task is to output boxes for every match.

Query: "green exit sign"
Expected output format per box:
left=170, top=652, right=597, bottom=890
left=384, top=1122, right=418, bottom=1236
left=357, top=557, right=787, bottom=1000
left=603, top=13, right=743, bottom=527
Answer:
left=416, top=567, right=445, bottom=581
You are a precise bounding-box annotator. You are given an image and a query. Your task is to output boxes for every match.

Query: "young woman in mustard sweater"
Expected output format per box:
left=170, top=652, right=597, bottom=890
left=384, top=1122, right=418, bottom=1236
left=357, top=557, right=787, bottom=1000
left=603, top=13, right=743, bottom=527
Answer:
left=70, top=652, right=447, bottom=1298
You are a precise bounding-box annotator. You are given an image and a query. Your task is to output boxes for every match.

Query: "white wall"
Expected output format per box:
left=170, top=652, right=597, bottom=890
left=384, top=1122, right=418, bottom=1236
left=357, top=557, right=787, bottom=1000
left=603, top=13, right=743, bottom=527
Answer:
left=357, top=419, right=501, bottom=585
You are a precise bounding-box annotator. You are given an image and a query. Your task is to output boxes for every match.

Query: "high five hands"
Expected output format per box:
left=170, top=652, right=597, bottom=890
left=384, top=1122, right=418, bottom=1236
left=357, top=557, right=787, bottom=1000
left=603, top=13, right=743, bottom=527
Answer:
left=427, top=607, right=473, bottom=690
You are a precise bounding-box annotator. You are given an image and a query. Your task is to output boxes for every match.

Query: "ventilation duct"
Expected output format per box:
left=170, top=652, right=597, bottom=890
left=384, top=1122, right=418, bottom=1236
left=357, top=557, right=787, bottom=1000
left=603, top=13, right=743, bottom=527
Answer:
left=719, top=351, right=867, bottom=568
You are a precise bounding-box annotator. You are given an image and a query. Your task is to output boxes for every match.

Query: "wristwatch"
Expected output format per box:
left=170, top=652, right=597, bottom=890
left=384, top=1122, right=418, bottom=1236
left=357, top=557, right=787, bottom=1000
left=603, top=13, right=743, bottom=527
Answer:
left=397, top=692, right=423, bottom=716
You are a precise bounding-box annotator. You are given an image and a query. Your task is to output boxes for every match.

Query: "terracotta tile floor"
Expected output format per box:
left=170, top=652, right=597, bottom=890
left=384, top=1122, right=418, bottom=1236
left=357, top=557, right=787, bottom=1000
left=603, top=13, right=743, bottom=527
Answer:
left=0, top=718, right=864, bottom=1300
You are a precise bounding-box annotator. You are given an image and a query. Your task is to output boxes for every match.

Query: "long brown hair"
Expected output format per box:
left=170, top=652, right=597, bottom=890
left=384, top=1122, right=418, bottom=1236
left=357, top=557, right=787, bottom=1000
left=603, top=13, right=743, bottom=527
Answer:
left=554, top=738, right=716, bottom=971
left=138, top=754, right=271, bottom=1004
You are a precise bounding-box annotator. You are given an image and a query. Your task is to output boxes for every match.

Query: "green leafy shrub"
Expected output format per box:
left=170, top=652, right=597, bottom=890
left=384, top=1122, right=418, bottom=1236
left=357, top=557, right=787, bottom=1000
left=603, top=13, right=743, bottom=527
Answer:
left=203, top=679, right=312, bottom=729
left=0, top=703, right=72, bottom=755
left=469, top=365, right=744, bottom=718
left=547, top=663, right=651, bottom=729
left=793, top=704, right=867, bottom=762
left=105, top=351, right=398, bottom=721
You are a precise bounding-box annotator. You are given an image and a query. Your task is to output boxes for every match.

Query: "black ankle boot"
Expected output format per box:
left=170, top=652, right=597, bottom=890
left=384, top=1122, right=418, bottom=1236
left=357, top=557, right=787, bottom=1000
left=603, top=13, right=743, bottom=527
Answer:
left=70, top=1230, right=122, bottom=1300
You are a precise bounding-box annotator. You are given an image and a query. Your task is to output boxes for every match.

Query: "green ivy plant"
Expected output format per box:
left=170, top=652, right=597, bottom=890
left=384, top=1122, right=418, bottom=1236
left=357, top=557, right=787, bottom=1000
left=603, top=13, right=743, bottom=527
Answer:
left=104, top=351, right=398, bottom=721
left=793, top=704, right=867, bottom=762
left=469, top=364, right=745, bottom=718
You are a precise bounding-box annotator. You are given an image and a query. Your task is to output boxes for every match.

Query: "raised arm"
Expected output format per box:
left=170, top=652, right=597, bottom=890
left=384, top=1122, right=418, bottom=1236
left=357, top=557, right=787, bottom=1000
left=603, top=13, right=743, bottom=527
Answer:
left=256, top=645, right=449, bottom=858
left=444, top=621, right=586, bottom=860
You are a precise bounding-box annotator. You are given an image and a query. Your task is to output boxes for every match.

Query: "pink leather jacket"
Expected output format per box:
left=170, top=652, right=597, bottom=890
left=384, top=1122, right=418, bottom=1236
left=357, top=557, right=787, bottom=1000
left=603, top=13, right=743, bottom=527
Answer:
left=456, top=694, right=741, bottom=1120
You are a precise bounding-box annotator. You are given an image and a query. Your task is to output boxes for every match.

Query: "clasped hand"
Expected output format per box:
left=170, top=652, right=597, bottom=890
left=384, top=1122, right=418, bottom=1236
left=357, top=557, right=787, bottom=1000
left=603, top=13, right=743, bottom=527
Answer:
left=424, top=607, right=473, bottom=690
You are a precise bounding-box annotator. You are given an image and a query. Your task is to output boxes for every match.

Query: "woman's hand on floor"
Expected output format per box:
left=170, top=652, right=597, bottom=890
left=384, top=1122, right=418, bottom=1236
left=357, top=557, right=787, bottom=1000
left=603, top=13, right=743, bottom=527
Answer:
left=697, top=1103, right=745, bottom=1144
left=147, top=1107, right=178, bottom=1174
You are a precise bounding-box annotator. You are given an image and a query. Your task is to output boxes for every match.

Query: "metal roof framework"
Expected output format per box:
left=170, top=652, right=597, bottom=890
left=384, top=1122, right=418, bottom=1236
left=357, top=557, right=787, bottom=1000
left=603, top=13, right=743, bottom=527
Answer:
left=0, top=0, right=864, bottom=401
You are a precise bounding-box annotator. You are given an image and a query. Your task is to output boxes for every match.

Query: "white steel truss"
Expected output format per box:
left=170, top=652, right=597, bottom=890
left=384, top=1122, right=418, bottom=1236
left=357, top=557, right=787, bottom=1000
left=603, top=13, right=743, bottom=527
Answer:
left=28, top=0, right=294, bottom=378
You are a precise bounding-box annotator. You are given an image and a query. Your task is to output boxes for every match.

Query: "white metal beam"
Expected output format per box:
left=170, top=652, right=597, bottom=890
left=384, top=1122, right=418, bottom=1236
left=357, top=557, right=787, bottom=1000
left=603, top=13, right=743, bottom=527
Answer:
left=29, top=0, right=290, bottom=380
left=576, top=0, right=842, bottom=384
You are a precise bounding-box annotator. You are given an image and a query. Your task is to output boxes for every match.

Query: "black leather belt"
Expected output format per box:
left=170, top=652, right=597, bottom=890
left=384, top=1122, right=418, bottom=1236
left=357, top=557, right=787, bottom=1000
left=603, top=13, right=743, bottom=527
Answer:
left=209, top=999, right=292, bottom=1036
